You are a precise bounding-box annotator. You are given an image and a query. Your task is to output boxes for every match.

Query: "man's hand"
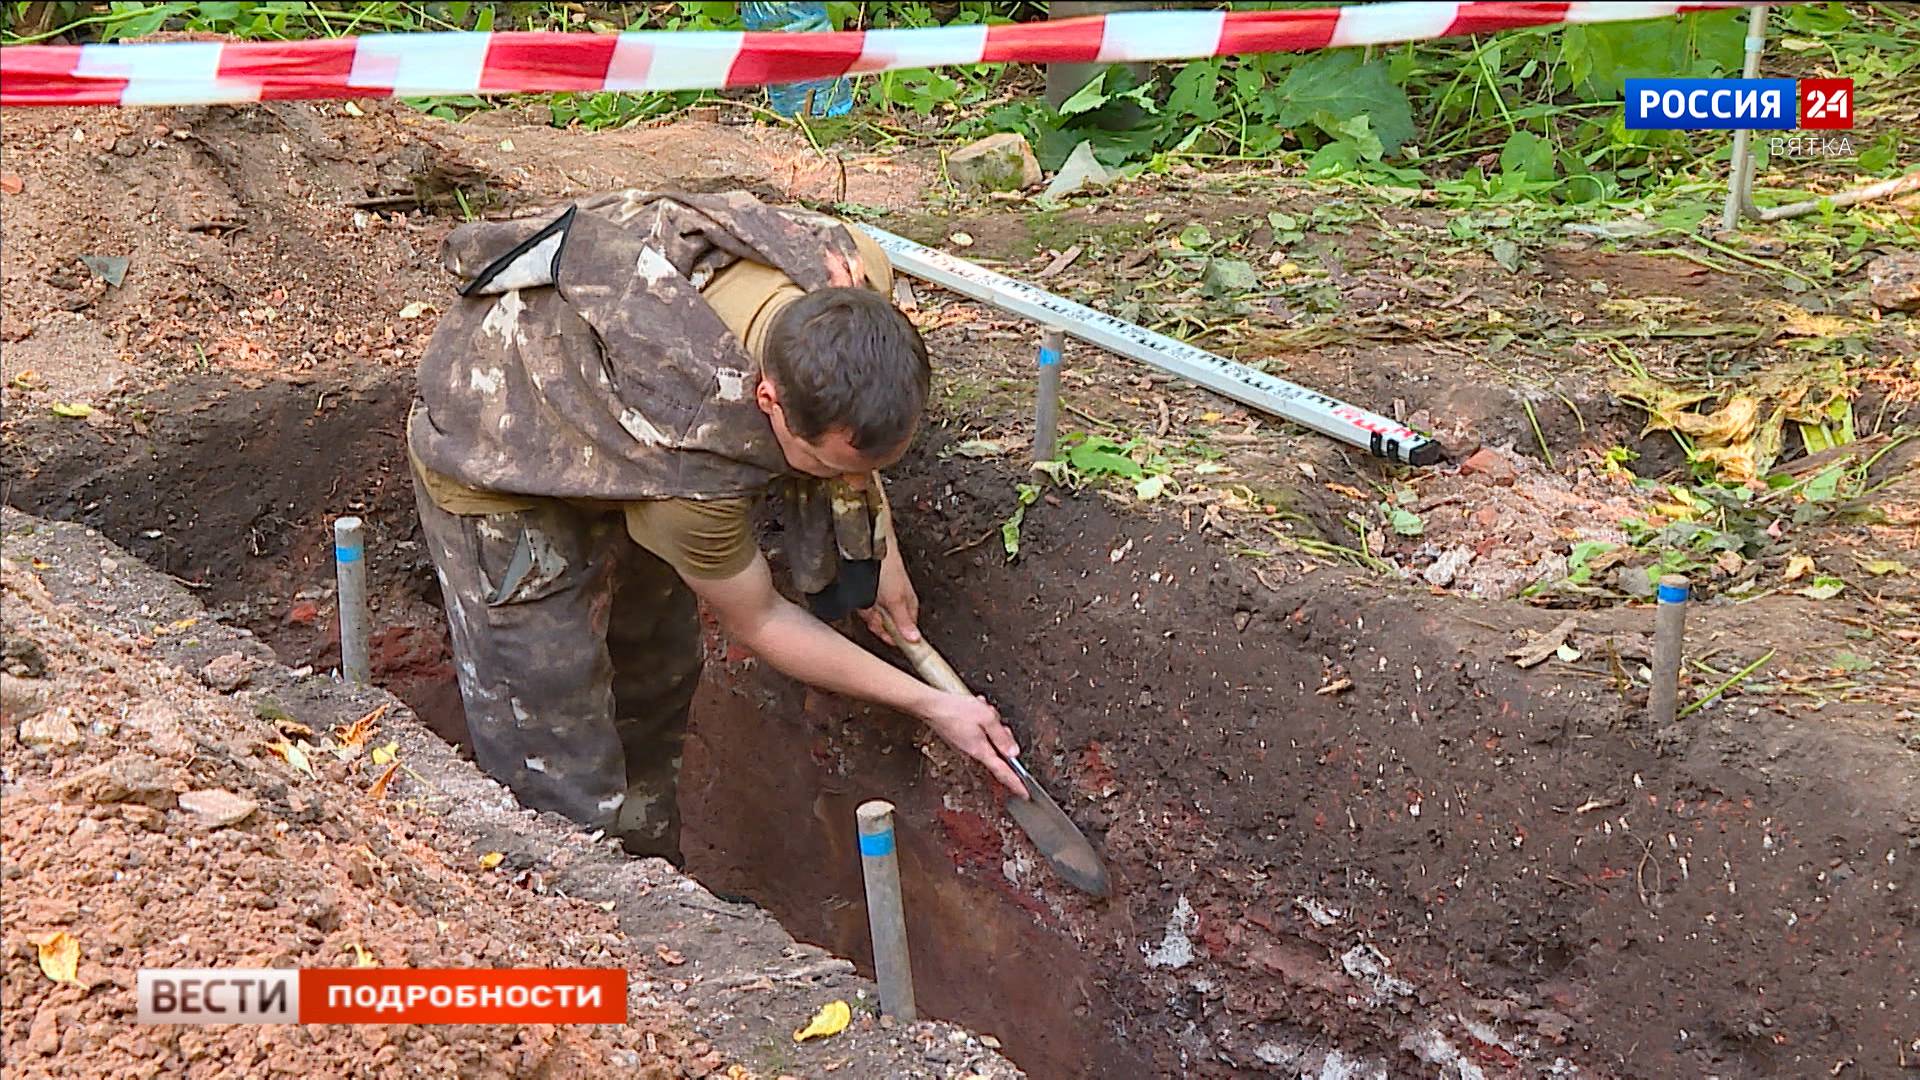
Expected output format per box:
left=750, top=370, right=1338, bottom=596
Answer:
left=916, top=690, right=1027, bottom=800
left=689, top=549, right=1026, bottom=801
left=860, top=544, right=920, bottom=646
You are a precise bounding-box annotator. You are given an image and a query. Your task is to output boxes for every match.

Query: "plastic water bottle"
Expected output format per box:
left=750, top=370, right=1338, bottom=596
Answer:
left=739, top=2, right=855, bottom=118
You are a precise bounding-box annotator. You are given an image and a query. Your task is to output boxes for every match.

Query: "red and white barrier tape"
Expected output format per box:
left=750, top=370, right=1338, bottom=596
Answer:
left=1, top=3, right=1752, bottom=109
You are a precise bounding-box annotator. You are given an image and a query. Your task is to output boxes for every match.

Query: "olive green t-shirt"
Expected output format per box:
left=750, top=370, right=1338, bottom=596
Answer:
left=411, top=226, right=895, bottom=581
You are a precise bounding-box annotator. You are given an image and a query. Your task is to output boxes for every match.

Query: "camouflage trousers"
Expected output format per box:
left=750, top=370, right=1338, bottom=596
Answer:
left=412, top=475, right=701, bottom=862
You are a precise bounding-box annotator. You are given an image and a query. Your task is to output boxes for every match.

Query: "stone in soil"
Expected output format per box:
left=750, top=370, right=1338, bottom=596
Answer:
left=1866, top=251, right=1920, bottom=311
left=56, top=753, right=180, bottom=807
left=946, top=132, right=1042, bottom=192
left=177, top=788, right=259, bottom=828
left=198, top=652, right=254, bottom=693
left=1459, top=446, right=1519, bottom=485
left=19, top=710, right=83, bottom=752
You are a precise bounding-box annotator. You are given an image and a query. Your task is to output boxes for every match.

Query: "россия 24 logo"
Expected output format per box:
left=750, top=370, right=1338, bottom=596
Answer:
left=1624, top=77, right=1853, bottom=130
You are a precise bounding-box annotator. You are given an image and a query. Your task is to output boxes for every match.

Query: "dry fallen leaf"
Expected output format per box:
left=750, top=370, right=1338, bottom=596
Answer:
left=655, top=944, right=686, bottom=966
left=268, top=739, right=316, bottom=779
left=342, top=101, right=365, bottom=117
left=478, top=851, right=505, bottom=870
left=344, top=942, right=376, bottom=967
left=397, top=301, right=434, bottom=320
left=1, top=173, right=23, bottom=195
left=370, top=741, right=399, bottom=766
left=1509, top=616, right=1580, bottom=669
left=1325, top=482, right=1367, bottom=500
left=793, top=1000, right=851, bottom=1043
left=1784, top=554, right=1816, bottom=582
left=367, top=761, right=400, bottom=801
left=948, top=231, right=974, bottom=248
left=333, top=703, right=388, bottom=748
left=37, top=931, right=80, bottom=985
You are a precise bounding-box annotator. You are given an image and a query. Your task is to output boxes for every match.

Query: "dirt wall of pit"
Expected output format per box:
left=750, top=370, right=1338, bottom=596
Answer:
left=7, top=371, right=1916, bottom=1078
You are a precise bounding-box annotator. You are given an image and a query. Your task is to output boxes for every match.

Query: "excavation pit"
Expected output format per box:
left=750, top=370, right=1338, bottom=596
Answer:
left=8, top=369, right=1914, bottom=1078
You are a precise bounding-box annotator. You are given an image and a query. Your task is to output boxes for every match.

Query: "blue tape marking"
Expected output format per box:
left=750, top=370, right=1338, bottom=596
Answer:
left=335, top=544, right=364, bottom=564
left=1038, top=347, right=1062, bottom=368
left=1657, top=582, right=1688, bottom=604
left=859, top=829, right=895, bottom=858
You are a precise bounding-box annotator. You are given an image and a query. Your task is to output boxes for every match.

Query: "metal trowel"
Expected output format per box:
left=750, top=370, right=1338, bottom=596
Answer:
left=880, top=612, right=1113, bottom=898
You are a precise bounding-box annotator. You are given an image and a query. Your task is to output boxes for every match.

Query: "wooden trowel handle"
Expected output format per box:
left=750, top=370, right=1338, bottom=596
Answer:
left=878, top=610, right=972, bottom=697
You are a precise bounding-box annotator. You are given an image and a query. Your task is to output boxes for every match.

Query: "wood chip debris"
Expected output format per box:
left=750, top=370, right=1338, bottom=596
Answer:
left=1509, top=616, right=1579, bottom=668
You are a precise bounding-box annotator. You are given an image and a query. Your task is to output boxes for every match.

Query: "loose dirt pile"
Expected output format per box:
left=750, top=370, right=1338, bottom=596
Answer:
left=0, top=539, right=705, bottom=1078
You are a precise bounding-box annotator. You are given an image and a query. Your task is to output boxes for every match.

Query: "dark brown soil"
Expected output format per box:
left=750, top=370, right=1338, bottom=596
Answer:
left=9, top=371, right=1917, bottom=1078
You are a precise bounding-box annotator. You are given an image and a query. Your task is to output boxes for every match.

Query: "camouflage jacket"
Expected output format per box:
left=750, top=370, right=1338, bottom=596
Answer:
left=408, top=189, right=887, bottom=593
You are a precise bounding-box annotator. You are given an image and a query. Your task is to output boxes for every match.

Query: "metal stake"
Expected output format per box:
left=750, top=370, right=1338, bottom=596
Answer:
left=856, top=800, right=916, bottom=1021
left=1720, top=4, right=1771, bottom=232
left=1033, top=327, right=1064, bottom=467
left=334, top=516, right=371, bottom=686
left=1649, top=574, right=1689, bottom=727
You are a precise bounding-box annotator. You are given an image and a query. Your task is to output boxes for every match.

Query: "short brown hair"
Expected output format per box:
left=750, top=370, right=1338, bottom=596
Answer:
left=762, top=287, right=930, bottom=454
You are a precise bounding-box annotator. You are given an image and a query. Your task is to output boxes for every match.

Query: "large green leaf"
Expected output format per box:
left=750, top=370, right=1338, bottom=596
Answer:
left=1167, top=62, right=1225, bottom=124
left=1558, top=10, right=1745, bottom=95
left=1499, top=130, right=1556, bottom=182
left=1264, top=52, right=1415, bottom=154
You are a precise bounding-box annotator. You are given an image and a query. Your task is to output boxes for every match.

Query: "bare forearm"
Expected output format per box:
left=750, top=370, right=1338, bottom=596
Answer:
left=731, top=598, right=935, bottom=717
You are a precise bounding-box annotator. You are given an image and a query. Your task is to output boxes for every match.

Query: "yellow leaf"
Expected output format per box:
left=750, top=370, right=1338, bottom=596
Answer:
left=368, top=761, right=400, bottom=801
left=793, top=1000, right=851, bottom=1043
left=1325, top=483, right=1366, bottom=500
left=1200, top=411, right=1224, bottom=422
left=269, top=739, right=316, bottom=779
left=1650, top=501, right=1697, bottom=522
left=948, top=232, right=973, bottom=248
left=370, top=741, right=399, bottom=766
left=1856, top=558, right=1906, bottom=577
left=343, top=101, right=365, bottom=117
left=342, top=942, right=377, bottom=967
left=36, top=931, right=79, bottom=985
left=398, top=301, right=434, bottom=320
left=478, top=851, right=504, bottom=870
left=49, top=402, right=92, bottom=418
left=1784, top=554, right=1816, bottom=582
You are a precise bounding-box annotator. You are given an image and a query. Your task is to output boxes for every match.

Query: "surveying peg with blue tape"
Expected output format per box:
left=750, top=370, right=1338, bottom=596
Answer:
left=856, top=800, right=916, bottom=1020
left=1033, top=326, right=1065, bottom=467
left=858, top=828, right=895, bottom=858
left=1649, top=573, right=1689, bottom=727
left=333, top=516, right=371, bottom=686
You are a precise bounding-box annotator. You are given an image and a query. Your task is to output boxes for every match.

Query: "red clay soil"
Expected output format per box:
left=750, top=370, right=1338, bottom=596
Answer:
left=0, top=546, right=705, bottom=1079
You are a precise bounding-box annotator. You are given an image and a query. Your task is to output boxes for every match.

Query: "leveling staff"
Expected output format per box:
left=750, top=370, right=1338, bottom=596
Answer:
left=406, top=190, right=1025, bottom=861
